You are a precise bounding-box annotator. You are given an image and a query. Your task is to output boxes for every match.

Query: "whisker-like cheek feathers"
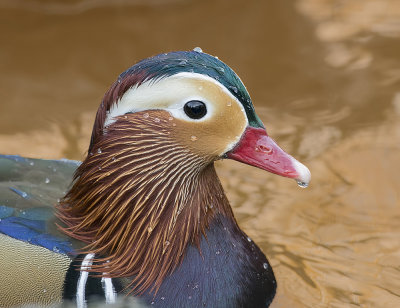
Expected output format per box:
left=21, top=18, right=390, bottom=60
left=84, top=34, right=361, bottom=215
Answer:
left=57, top=109, right=235, bottom=294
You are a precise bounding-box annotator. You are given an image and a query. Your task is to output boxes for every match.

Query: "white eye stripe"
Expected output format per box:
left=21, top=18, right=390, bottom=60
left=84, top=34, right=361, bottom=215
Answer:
left=163, top=96, right=213, bottom=121
left=104, top=72, right=246, bottom=127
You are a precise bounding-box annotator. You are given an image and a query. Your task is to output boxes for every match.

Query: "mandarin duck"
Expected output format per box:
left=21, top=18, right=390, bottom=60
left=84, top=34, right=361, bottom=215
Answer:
left=0, top=49, right=310, bottom=308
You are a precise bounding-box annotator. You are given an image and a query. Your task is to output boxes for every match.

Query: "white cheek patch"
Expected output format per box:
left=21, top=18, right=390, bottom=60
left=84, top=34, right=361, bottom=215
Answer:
left=104, top=72, right=246, bottom=128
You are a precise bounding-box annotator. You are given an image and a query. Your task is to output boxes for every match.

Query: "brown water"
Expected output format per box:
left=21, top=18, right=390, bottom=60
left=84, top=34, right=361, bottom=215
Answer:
left=1, top=0, right=400, bottom=307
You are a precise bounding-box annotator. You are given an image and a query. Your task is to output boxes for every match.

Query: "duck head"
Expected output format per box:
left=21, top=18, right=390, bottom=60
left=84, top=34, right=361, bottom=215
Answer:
left=57, top=50, right=310, bottom=294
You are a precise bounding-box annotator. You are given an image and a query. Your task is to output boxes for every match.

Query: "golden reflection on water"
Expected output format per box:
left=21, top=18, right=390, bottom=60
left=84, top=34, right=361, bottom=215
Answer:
left=219, top=108, right=400, bottom=307
left=1, top=0, right=400, bottom=307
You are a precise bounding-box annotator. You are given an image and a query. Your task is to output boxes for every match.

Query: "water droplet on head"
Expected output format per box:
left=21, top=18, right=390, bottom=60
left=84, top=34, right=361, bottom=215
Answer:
left=168, top=117, right=173, bottom=121
left=164, top=241, right=170, bottom=246
left=296, top=180, right=309, bottom=188
left=230, top=86, right=238, bottom=94
left=97, top=148, right=102, bottom=154
left=117, top=77, right=121, bottom=84
left=154, top=118, right=160, bottom=123
left=143, top=113, right=149, bottom=118
left=148, top=227, right=153, bottom=233
left=217, top=67, right=225, bottom=73
left=45, top=178, right=50, bottom=184
left=98, top=166, right=102, bottom=170
left=190, top=136, right=198, bottom=141
left=247, top=236, right=252, bottom=242
left=29, top=161, right=34, bottom=166
left=263, top=263, right=269, bottom=269
left=161, top=297, right=165, bottom=301
left=216, top=250, right=221, bottom=255
left=193, top=47, right=203, bottom=53
left=179, top=59, right=188, bottom=65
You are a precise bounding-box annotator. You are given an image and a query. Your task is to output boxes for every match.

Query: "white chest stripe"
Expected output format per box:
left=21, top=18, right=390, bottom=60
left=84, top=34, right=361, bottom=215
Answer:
left=77, top=253, right=95, bottom=308
left=101, top=276, right=117, bottom=304
left=76, top=253, right=117, bottom=307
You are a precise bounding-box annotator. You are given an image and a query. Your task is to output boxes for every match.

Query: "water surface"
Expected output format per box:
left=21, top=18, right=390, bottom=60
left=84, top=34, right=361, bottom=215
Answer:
left=1, top=0, right=399, bottom=307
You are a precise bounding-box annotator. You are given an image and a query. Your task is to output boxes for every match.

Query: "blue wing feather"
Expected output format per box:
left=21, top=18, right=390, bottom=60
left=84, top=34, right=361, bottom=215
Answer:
left=0, top=155, right=80, bottom=255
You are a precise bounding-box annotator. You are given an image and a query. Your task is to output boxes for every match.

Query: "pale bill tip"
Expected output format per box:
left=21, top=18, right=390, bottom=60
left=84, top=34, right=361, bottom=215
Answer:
left=292, top=158, right=311, bottom=188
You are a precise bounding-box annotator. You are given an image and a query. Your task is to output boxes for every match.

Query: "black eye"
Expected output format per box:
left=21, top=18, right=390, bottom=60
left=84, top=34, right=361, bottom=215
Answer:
left=184, top=100, right=207, bottom=119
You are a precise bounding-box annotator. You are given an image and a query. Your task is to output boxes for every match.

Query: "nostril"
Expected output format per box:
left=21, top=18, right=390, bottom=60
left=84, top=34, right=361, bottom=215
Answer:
left=258, top=145, right=273, bottom=154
